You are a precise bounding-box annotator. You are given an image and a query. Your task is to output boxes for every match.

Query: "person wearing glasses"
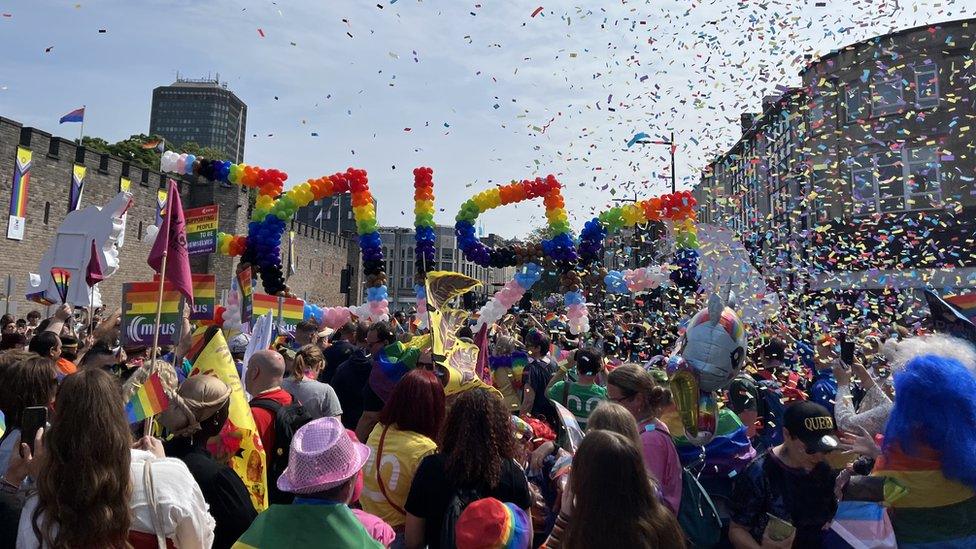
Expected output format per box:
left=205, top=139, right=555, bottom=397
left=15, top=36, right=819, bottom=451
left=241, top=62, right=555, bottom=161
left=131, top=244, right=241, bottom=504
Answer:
left=606, top=364, right=682, bottom=514
left=728, top=401, right=840, bottom=549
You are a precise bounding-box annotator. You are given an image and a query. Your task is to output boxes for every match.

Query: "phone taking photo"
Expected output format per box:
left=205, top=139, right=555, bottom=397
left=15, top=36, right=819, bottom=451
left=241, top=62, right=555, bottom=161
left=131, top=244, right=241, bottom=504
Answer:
left=765, top=513, right=795, bottom=542
left=21, top=406, right=48, bottom=453
left=841, top=340, right=856, bottom=368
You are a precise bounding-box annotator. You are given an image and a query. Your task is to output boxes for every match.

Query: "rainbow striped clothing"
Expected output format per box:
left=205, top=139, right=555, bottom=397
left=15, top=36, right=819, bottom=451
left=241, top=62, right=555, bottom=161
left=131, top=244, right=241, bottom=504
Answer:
left=873, top=444, right=976, bottom=548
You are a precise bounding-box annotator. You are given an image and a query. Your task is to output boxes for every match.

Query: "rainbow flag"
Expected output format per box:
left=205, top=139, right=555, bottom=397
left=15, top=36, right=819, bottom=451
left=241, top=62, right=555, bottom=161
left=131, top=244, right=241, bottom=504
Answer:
left=68, top=164, right=86, bottom=212
left=159, top=273, right=215, bottom=321
left=121, top=281, right=182, bottom=347
left=9, top=146, right=31, bottom=218
left=124, top=372, right=170, bottom=423
left=872, top=444, right=976, bottom=547
left=237, top=267, right=253, bottom=324
left=945, top=293, right=976, bottom=323
left=252, top=293, right=304, bottom=335
left=59, top=107, right=85, bottom=124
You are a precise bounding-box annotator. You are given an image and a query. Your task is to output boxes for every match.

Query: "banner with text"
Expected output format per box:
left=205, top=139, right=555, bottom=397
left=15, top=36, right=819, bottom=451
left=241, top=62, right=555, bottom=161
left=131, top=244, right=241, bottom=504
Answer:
left=122, top=281, right=182, bottom=347
left=157, top=273, right=215, bottom=321
left=185, top=205, right=219, bottom=256
left=252, top=293, right=304, bottom=335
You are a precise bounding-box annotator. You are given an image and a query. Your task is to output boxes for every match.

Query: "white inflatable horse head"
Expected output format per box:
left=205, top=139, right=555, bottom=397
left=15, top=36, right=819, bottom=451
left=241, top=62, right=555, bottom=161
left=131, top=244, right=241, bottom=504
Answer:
left=28, top=192, right=132, bottom=308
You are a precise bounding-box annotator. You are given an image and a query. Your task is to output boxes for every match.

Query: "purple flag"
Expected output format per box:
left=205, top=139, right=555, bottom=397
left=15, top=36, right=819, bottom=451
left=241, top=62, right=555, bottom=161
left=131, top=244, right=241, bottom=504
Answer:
left=148, top=179, right=193, bottom=305
left=85, top=239, right=104, bottom=287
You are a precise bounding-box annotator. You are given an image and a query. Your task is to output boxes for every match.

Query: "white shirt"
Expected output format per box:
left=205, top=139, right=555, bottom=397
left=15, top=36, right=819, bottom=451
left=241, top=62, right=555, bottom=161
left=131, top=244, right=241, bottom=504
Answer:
left=17, top=449, right=215, bottom=548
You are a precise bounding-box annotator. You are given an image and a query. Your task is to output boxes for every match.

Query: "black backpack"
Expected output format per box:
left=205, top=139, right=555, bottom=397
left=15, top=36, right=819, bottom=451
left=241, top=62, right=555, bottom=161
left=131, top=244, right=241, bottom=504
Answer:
left=439, top=488, right=481, bottom=549
left=250, top=398, right=314, bottom=505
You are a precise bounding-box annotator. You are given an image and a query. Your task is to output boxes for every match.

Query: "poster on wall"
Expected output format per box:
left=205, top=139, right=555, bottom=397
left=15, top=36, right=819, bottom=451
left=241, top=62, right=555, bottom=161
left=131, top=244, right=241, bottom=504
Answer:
left=7, top=146, right=31, bottom=241
left=185, top=205, right=219, bottom=256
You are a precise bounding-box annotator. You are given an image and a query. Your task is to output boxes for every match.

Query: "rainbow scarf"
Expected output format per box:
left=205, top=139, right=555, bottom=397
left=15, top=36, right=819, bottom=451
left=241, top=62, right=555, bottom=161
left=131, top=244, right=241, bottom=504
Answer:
left=873, top=443, right=976, bottom=548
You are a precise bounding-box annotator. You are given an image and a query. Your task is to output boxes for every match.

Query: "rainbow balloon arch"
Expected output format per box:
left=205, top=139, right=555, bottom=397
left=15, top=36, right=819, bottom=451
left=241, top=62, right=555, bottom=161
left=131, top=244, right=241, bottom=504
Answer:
left=158, top=151, right=701, bottom=332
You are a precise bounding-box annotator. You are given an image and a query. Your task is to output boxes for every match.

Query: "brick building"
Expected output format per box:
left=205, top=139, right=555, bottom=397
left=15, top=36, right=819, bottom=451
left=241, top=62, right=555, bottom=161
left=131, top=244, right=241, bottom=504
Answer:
left=0, top=116, right=354, bottom=315
left=694, top=18, right=976, bottom=317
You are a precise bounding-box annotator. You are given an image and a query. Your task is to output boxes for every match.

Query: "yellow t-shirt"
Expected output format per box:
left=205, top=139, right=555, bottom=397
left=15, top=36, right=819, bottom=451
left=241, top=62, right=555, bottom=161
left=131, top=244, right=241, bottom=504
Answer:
left=361, top=423, right=438, bottom=528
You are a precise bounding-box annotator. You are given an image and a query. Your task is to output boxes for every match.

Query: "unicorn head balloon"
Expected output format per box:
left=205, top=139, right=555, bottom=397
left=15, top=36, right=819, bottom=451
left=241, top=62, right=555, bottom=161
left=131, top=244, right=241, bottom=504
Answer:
left=679, top=292, right=747, bottom=391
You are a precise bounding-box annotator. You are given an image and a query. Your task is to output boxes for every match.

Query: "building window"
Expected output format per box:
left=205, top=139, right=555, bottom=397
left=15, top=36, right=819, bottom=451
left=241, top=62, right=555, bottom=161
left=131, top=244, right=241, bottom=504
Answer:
left=43, top=202, right=50, bottom=225
left=905, top=146, right=942, bottom=209
left=848, top=145, right=941, bottom=215
left=871, top=76, right=905, bottom=116
left=809, top=96, right=825, bottom=131
left=914, top=64, right=939, bottom=109
left=844, top=84, right=869, bottom=122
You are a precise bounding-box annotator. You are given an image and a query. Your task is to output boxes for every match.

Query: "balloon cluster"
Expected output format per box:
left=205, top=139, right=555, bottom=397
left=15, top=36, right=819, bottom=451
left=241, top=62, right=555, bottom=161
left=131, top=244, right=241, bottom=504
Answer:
left=564, top=290, right=588, bottom=335
left=604, top=265, right=671, bottom=294
left=584, top=190, right=701, bottom=291
left=413, top=167, right=435, bottom=327
left=473, top=263, right=542, bottom=333
left=303, top=303, right=353, bottom=330
left=161, top=151, right=388, bottom=320
left=455, top=176, right=572, bottom=268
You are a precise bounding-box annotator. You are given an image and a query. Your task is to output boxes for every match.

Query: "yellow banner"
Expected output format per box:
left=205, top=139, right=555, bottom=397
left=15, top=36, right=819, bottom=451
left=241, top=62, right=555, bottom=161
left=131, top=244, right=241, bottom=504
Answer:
left=120, top=177, right=131, bottom=193
left=424, top=270, right=480, bottom=311
left=188, top=328, right=268, bottom=511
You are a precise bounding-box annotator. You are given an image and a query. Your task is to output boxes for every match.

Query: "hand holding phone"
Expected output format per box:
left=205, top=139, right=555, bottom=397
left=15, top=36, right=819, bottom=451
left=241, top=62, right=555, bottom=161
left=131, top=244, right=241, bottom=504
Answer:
left=20, top=406, right=48, bottom=453
left=764, top=513, right=796, bottom=543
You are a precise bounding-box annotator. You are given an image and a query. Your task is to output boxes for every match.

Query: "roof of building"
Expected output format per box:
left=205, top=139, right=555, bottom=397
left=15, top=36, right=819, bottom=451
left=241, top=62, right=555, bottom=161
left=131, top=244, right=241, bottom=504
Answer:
left=799, top=16, right=976, bottom=76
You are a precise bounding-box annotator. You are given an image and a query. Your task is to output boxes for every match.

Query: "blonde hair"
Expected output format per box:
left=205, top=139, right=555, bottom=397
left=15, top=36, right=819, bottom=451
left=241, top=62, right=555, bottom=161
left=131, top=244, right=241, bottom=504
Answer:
left=293, top=344, right=325, bottom=381
left=587, top=401, right=641, bottom=448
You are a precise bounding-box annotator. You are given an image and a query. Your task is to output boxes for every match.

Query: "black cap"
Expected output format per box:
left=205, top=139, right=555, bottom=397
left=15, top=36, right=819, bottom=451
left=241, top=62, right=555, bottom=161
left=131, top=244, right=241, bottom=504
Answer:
left=783, top=401, right=839, bottom=453
left=575, top=347, right=603, bottom=375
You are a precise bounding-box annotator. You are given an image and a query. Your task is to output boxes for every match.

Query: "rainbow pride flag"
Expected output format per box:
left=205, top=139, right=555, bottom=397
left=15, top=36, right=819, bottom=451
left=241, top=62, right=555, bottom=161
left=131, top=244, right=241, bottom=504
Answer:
left=9, top=146, right=31, bottom=218
left=252, top=293, right=304, bottom=335
left=124, top=372, right=170, bottom=423
left=121, top=281, right=182, bottom=347
left=872, top=444, right=976, bottom=547
left=945, top=293, right=976, bottom=323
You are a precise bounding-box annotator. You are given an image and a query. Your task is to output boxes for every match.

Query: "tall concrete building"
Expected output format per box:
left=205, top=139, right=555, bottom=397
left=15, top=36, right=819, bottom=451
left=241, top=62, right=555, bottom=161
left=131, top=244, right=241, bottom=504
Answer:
left=149, top=76, right=247, bottom=162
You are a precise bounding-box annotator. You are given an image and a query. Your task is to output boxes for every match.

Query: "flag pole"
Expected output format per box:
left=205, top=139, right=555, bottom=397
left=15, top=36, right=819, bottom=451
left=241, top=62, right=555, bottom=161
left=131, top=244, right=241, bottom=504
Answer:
left=143, top=178, right=175, bottom=436
left=79, top=105, right=86, bottom=144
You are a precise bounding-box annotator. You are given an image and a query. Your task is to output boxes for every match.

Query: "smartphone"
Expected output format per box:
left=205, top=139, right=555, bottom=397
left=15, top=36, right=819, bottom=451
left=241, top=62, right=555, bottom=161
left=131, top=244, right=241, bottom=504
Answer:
left=765, top=513, right=796, bottom=542
left=21, top=406, right=48, bottom=453
left=841, top=340, right=856, bottom=367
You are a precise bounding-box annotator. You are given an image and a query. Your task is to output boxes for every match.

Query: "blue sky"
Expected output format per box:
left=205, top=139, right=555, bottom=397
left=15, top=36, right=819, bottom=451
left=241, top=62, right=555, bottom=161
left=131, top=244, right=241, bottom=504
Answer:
left=1, top=0, right=972, bottom=237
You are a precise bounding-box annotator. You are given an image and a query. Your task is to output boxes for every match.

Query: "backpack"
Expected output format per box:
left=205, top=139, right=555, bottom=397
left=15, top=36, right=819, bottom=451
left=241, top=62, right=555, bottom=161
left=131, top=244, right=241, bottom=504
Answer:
left=250, top=398, right=314, bottom=505
left=439, top=487, right=481, bottom=549
left=677, top=467, right=722, bottom=549
left=755, top=379, right=786, bottom=451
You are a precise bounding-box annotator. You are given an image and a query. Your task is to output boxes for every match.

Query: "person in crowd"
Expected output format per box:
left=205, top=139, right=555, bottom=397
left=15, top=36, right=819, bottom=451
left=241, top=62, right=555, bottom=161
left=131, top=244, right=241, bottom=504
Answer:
left=315, top=328, right=332, bottom=355
left=281, top=344, right=343, bottom=421
left=293, top=319, right=320, bottom=349
left=362, top=369, right=445, bottom=544
left=606, top=364, right=682, bottom=513
left=454, top=497, right=532, bottom=549
left=808, top=337, right=838, bottom=415
left=321, top=321, right=360, bottom=385
left=24, top=312, right=40, bottom=332
left=586, top=401, right=642, bottom=447
left=160, top=375, right=257, bottom=549
left=0, top=332, right=26, bottom=352
left=546, top=347, right=606, bottom=429
left=520, top=329, right=558, bottom=426
left=545, top=430, right=684, bottom=548
left=228, top=333, right=250, bottom=378
left=729, top=401, right=840, bottom=549
left=391, top=311, right=407, bottom=338
left=842, top=339, right=976, bottom=548
left=405, top=388, right=532, bottom=549
left=0, top=356, right=58, bottom=477
left=728, top=367, right=761, bottom=438
left=16, top=368, right=214, bottom=548
left=233, top=417, right=393, bottom=548
left=0, top=317, right=14, bottom=336
left=349, top=322, right=398, bottom=441
left=331, top=322, right=386, bottom=432
left=27, top=332, right=72, bottom=378
left=246, top=349, right=292, bottom=454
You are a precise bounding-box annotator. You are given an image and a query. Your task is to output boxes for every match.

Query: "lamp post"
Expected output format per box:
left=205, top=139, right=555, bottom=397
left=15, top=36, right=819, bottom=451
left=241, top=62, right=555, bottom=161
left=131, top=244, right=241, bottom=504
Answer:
left=631, top=131, right=676, bottom=193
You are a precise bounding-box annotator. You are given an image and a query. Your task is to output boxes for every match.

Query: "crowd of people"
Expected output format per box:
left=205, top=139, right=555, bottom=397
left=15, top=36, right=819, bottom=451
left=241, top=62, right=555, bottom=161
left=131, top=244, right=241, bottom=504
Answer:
left=0, top=290, right=973, bottom=549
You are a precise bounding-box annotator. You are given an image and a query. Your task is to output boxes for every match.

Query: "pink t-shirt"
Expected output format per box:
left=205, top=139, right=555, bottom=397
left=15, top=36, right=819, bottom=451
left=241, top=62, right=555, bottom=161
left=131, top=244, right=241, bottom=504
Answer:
left=638, top=418, right=683, bottom=514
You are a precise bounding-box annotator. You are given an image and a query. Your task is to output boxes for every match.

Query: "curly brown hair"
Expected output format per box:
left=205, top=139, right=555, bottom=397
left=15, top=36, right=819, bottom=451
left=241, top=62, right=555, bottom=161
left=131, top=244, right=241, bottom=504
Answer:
left=33, top=368, right=132, bottom=549
left=442, top=388, right=514, bottom=488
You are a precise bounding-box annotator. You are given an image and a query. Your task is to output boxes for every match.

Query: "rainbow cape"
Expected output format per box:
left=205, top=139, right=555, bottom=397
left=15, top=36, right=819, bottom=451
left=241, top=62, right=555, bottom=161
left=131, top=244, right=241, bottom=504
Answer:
left=872, top=444, right=976, bottom=548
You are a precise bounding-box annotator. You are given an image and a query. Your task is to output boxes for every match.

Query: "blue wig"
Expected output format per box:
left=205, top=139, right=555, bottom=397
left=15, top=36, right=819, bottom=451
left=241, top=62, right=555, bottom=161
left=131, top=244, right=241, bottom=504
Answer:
left=883, top=353, right=976, bottom=489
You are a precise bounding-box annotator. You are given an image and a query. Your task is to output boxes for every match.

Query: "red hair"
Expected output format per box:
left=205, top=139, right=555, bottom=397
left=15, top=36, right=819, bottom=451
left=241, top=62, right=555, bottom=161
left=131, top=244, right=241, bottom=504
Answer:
left=379, top=369, right=445, bottom=441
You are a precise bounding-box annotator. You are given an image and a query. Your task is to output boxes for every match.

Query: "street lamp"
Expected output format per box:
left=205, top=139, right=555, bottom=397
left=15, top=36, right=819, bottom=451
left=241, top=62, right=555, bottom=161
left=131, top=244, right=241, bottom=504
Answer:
left=628, top=131, right=676, bottom=193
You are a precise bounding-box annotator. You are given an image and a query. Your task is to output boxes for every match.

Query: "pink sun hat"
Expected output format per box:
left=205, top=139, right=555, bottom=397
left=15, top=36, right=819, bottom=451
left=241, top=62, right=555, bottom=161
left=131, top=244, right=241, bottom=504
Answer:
left=277, top=417, right=371, bottom=494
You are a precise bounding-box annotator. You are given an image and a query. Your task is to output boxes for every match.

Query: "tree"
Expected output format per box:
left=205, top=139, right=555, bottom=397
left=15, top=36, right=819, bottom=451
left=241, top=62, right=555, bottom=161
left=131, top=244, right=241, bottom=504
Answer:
left=79, top=134, right=227, bottom=170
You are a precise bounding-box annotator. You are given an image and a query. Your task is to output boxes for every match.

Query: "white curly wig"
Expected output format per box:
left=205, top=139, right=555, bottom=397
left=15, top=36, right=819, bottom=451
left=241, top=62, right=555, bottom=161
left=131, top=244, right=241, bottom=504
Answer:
left=884, top=333, right=976, bottom=375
